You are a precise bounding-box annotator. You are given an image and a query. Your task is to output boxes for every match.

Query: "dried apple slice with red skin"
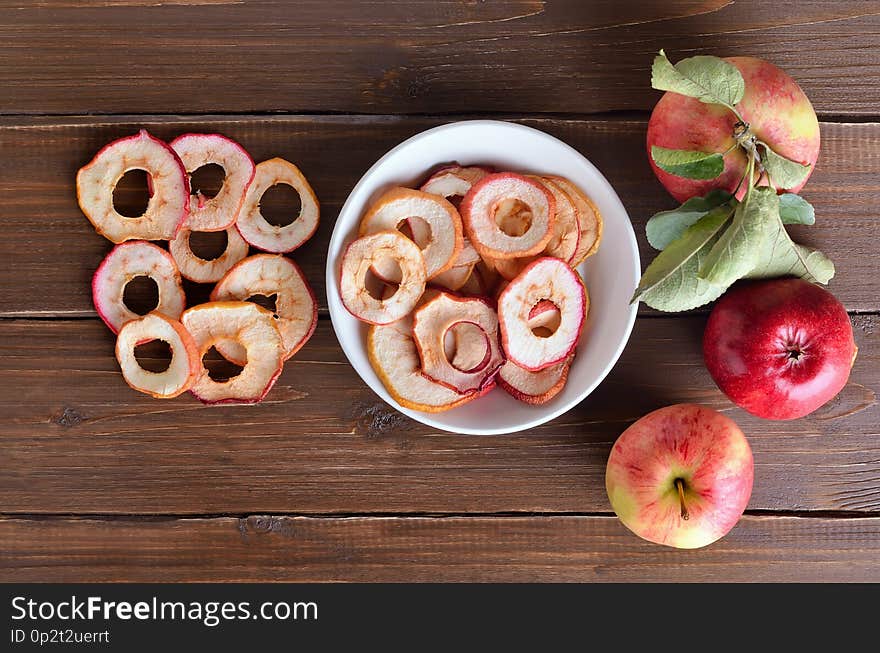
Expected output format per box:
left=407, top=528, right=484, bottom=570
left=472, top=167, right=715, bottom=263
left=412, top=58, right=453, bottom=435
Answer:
left=491, top=176, right=580, bottom=279
left=76, top=129, right=189, bottom=243
left=544, top=176, right=602, bottom=267
left=368, top=319, right=475, bottom=413
left=236, top=158, right=320, bottom=253
left=360, top=187, right=463, bottom=280
left=340, top=230, right=427, bottom=325
left=498, top=354, right=574, bottom=405
left=210, top=254, right=318, bottom=363
left=535, top=176, right=580, bottom=262
left=481, top=200, right=534, bottom=282
left=412, top=293, right=504, bottom=394
left=460, top=172, right=556, bottom=260
left=170, top=133, right=256, bottom=232
left=498, top=302, right=570, bottom=403
left=498, top=257, right=588, bottom=371
left=93, top=241, right=186, bottom=333
left=169, top=226, right=249, bottom=283
left=420, top=165, right=491, bottom=206
left=374, top=216, right=479, bottom=291
left=181, top=301, right=284, bottom=404
left=115, top=312, right=200, bottom=398
left=371, top=216, right=428, bottom=284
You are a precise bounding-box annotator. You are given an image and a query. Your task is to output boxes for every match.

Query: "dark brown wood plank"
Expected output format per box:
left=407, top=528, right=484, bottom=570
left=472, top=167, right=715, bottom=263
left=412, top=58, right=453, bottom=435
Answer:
left=1, top=315, right=876, bottom=515
left=3, top=514, right=879, bottom=582
left=1, top=1, right=879, bottom=116
left=1, top=116, right=878, bottom=316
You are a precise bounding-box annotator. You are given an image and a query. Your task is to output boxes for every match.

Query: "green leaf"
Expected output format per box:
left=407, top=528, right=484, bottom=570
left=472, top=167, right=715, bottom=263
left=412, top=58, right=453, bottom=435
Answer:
left=646, top=190, right=734, bottom=250
left=651, top=49, right=745, bottom=110
left=632, top=205, right=734, bottom=311
left=698, top=187, right=778, bottom=286
left=759, top=143, right=811, bottom=189
left=651, top=146, right=725, bottom=180
left=746, top=212, right=834, bottom=284
left=778, top=193, right=815, bottom=225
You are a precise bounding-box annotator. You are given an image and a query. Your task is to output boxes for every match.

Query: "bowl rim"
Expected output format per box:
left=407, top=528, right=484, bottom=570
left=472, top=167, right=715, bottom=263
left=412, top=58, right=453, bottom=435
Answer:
left=326, top=119, right=640, bottom=435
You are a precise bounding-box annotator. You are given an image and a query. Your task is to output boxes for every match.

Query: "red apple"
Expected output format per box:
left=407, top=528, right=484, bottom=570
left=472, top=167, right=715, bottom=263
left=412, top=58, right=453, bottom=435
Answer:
left=647, top=57, right=820, bottom=202
left=704, top=278, right=856, bottom=420
left=606, top=404, right=753, bottom=549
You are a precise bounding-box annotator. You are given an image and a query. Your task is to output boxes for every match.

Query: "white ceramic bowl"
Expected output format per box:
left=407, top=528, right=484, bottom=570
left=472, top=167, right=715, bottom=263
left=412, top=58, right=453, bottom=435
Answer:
left=326, top=120, right=640, bottom=435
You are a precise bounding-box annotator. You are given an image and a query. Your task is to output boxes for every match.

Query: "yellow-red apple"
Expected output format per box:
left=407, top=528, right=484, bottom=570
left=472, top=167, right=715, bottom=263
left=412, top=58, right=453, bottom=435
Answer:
left=605, top=404, right=753, bottom=549
left=647, top=57, right=820, bottom=202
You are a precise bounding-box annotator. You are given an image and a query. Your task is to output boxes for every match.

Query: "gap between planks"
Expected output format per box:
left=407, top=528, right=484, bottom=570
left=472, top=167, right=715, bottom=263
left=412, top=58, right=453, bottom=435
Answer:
left=1, top=509, right=877, bottom=521
left=1, top=111, right=880, bottom=124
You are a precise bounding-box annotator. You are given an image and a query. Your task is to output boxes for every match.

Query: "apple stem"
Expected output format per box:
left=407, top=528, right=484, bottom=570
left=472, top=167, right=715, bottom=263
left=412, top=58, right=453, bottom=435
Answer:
left=675, top=478, right=689, bottom=521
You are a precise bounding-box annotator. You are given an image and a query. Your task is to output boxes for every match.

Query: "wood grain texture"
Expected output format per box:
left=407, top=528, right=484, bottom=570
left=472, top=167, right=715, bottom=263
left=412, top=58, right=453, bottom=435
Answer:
left=1, top=1, right=879, bottom=116
left=2, top=116, right=879, bottom=316
left=1, top=315, right=876, bottom=515
left=3, top=514, right=879, bottom=582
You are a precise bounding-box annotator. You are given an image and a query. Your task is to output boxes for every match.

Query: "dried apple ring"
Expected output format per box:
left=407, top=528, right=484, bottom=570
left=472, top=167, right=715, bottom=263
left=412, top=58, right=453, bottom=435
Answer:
left=169, top=226, right=249, bottom=283
left=115, top=312, right=200, bottom=398
left=535, top=176, right=580, bottom=263
left=412, top=293, right=504, bottom=394
left=340, top=231, right=427, bottom=325
left=370, top=216, right=427, bottom=284
left=76, top=129, right=189, bottom=243
left=92, top=241, right=186, bottom=333
left=236, top=158, right=320, bottom=253
left=460, top=172, right=556, bottom=260
left=210, top=254, right=318, bottom=362
left=420, top=165, right=491, bottom=204
left=367, top=319, right=475, bottom=413
left=498, top=257, right=588, bottom=371
left=498, top=355, right=574, bottom=405
left=492, top=175, right=579, bottom=281
left=544, top=176, right=603, bottom=267
left=373, top=218, right=478, bottom=292
left=360, top=187, right=463, bottom=280
left=181, top=301, right=285, bottom=404
left=170, top=133, right=256, bottom=232
left=492, top=176, right=581, bottom=281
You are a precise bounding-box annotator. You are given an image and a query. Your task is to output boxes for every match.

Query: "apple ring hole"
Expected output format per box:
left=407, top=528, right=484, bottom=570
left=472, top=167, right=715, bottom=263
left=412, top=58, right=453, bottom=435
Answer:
left=122, top=275, right=159, bottom=315
left=246, top=293, right=279, bottom=318
left=494, top=198, right=533, bottom=236
left=365, top=259, right=401, bottom=300
left=189, top=163, right=226, bottom=200
left=400, top=216, right=432, bottom=247
left=260, top=183, right=303, bottom=227
left=133, top=338, right=173, bottom=374
left=113, top=169, right=153, bottom=218
left=445, top=321, right=490, bottom=373
left=529, top=300, right=561, bottom=339
left=202, top=345, right=245, bottom=382
left=188, top=230, right=229, bottom=261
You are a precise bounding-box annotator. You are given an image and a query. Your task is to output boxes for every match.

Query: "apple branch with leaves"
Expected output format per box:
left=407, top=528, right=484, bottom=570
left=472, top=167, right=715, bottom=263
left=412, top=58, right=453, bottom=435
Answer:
left=632, top=51, right=834, bottom=312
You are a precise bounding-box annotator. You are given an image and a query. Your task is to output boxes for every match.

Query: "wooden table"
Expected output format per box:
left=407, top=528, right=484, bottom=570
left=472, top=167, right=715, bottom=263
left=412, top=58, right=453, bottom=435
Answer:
left=2, top=1, right=879, bottom=583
